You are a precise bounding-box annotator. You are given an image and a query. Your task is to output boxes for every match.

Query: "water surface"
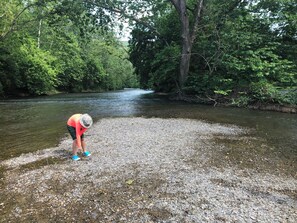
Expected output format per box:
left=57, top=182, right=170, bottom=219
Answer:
left=0, top=89, right=296, bottom=167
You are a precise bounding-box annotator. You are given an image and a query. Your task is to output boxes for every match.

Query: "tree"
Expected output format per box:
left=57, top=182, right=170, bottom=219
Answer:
left=0, top=0, right=35, bottom=41
left=86, top=0, right=204, bottom=94
left=186, top=0, right=297, bottom=104
left=129, top=12, right=180, bottom=92
left=129, top=0, right=297, bottom=105
left=0, top=0, right=138, bottom=96
left=169, top=0, right=204, bottom=94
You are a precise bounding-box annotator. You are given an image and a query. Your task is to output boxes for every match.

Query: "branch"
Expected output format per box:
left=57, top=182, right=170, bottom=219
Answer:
left=84, top=0, right=160, bottom=36
left=206, top=94, right=218, bottom=107
left=190, top=0, right=204, bottom=44
left=195, top=94, right=218, bottom=107
left=168, top=0, right=180, bottom=14
left=186, top=6, right=194, bottom=13
left=0, top=3, right=35, bottom=41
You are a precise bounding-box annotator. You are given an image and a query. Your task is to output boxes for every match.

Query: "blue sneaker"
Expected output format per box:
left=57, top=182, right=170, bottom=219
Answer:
left=83, top=151, right=91, bottom=157
left=72, top=155, right=80, bottom=161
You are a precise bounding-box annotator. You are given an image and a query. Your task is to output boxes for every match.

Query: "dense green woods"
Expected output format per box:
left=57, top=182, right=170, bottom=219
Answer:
left=0, top=0, right=137, bottom=96
left=1, top=0, right=296, bottom=107
left=129, top=0, right=297, bottom=106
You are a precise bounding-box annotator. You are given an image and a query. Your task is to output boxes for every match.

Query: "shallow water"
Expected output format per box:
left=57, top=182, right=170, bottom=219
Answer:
left=0, top=89, right=296, bottom=165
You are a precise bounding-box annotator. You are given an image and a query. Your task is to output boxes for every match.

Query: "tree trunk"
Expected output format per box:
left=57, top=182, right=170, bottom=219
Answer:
left=37, top=19, right=42, bottom=48
left=179, top=34, right=192, bottom=94
left=179, top=1, right=191, bottom=93
left=170, top=0, right=204, bottom=95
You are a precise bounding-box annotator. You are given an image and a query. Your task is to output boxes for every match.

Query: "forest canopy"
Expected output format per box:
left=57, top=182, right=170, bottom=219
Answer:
left=0, top=0, right=296, bottom=106
left=0, top=0, right=138, bottom=96
left=128, top=0, right=297, bottom=105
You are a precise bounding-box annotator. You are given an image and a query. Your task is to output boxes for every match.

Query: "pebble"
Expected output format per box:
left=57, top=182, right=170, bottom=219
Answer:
left=1, top=118, right=296, bottom=222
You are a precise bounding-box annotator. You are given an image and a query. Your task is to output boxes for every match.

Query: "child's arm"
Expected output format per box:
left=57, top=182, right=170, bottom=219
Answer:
left=75, top=122, right=83, bottom=149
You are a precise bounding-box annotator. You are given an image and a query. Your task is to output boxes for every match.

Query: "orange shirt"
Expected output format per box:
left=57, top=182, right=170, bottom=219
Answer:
left=67, top=114, right=87, bottom=148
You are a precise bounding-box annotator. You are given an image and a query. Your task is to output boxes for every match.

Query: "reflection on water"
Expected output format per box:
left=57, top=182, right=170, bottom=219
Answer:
left=0, top=89, right=296, bottom=164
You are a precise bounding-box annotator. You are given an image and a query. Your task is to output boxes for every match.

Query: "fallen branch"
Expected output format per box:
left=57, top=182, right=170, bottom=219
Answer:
left=206, top=95, right=218, bottom=107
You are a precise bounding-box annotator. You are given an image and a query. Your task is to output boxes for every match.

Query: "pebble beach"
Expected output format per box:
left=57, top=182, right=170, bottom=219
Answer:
left=0, top=117, right=296, bottom=222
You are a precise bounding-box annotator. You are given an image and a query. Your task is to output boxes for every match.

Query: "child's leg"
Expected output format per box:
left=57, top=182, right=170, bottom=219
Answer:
left=81, top=140, right=87, bottom=153
left=68, top=126, right=80, bottom=155
left=81, top=139, right=91, bottom=156
left=72, top=140, right=79, bottom=155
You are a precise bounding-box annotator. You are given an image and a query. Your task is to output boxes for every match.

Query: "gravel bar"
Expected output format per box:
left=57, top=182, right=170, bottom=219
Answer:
left=0, top=117, right=296, bottom=222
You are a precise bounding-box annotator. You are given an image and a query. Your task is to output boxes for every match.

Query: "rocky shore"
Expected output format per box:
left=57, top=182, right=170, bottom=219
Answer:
left=0, top=117, right=296, bottom=222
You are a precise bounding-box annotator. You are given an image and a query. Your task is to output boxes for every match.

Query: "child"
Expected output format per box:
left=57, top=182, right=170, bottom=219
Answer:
left=67, top=113, right=93, bottom=161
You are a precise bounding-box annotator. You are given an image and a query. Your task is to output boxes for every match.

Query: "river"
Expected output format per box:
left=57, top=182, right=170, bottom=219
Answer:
left=0, top=89, right=296, bottom=167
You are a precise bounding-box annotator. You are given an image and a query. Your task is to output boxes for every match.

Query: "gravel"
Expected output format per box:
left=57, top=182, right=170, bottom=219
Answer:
left=0, top=117, right=296, bottom=222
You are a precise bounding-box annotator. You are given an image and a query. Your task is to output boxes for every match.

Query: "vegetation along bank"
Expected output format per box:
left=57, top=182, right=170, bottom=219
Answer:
left=1, top=1, right=296, bottom=109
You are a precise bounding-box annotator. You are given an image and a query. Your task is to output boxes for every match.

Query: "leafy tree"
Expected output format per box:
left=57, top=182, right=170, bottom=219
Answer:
left=185, top=0, right=297, bottom=104
left=0, top=37, right=20, bottom=95
left=0, top=0, right=35, bottom=40
left=168, top=0, right=204, bottom=94
left=0, top=0, right=138, bottom=96
left=89, top=0, right=204, bottom=94
left=18, top=36, right=58, bottom=94
left=129, top=25, right=159, bottom=89
left=129, top=0, right=296, bottom=105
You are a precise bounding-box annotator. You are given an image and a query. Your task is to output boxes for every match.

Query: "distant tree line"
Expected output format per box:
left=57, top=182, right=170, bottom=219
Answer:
left=0, top=0, right=138, bottom=97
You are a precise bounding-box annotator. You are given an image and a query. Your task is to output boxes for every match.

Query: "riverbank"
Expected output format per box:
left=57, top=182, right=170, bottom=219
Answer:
left=0, top=117, right=296, bottom=222
left=170, top=94, right=297, bottom=114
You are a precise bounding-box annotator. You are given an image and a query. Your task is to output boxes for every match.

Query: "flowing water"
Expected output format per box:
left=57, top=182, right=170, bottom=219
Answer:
left=0, top=89, right=296, bottom=173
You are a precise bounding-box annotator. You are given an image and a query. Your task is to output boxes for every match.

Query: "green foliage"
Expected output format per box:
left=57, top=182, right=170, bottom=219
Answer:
left=183, top=0, right=297, bottom=105
left=214, top=89, right=232, bottom=96
left=83, top=39, right=137, bottom=91
left=0, top=45, right=20, bottom=94
left=129, top=5, right=180, bottom=91
left=149, top=44, right=180, bottom=92
left=250, top=82, right=297, bottom=105
left=0, top=0, right=138, bottom=96
left=0, top=0, right=22, bottom=39
left=54, top=32, right=86, bottom=92
left=18, top=37, right=57, bottom=95
left=1, top=0, right=296, bottom=107
left=250, top=81, right=279, bottom=103
left=0, top=82, right=3, bottom=96
left=231, top=94, right=251, bottom=107
left=280, top=89, right=297, bottom=105
left=90, top=0, right=297, bottom=106
left=129, top=26, right=158, bottom=89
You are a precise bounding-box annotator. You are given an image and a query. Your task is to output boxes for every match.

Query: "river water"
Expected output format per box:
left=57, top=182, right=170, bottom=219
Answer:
left=0, top=89, right=296, bottom=168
